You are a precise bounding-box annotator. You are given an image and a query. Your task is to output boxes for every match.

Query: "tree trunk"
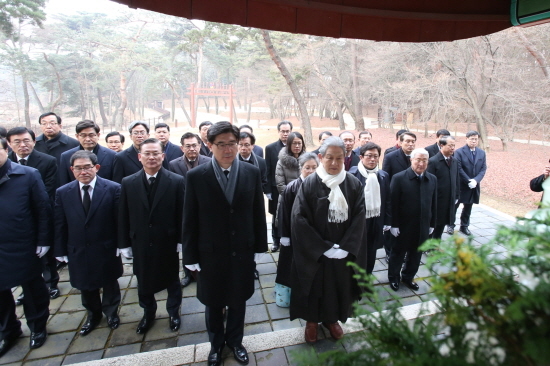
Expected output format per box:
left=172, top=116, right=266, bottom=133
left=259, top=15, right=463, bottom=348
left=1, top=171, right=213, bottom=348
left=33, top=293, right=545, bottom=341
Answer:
left=97, top=88, right=109, bottom=127
left=22, top=77, right=31, bottom=128
left=514, top=28, right=550, bottom=80
left=28, top=82, right=44, bottom=113
left=43, top=53, right=63, bottom=112
left=260, top=30, right=313, bottom=146
left=116, top=72, right=128, bottom=130
left=351, top=41, right=364, bottom=131
left=171, top=92, right=176, bottom=123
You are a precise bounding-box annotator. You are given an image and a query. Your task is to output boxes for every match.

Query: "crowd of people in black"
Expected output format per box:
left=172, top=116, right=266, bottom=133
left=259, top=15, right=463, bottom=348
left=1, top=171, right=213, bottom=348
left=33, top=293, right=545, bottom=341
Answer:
left=0, top=114, right=490, bottom=366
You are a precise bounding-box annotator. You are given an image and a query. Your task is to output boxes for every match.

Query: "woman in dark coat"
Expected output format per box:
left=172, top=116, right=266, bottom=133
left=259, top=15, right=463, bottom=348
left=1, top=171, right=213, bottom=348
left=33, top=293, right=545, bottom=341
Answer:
left=275, top=152, right=319, bottom=307
left=275, top=132, right=306, bottom=194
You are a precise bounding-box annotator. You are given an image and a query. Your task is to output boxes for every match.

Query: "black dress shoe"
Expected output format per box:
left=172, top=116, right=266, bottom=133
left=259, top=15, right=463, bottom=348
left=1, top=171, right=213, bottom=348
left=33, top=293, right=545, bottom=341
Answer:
left=0, top=328, right=22, bottom=357
left=136, top=315, right=155, bottom=334
left=459, top=227, right=472, bottom=236
left=208, top=347, right=223, bottom=366
left=169, top=316, right=180, bottom=331
left=389, top=282, right=400, bottom=291
left=228, top=344, right=249, bottom=365
left=181, top=276, right=194, bottom=288
left=49, top=287, right=60, bottom=299
left=15, top=293, right=24, bottom=306
left=402, top=280, right=420, bottom=291
left=29, top=330, right=47, bottom=349
left=107, top=315, right=120, bottom=330
left=271, top=242, right=280, bottom=253
left=56, top=260, right=67, bottom=271
left=254, top=269, right=259, bottom=280
left=80, top=316, right=102, bottom=336
left=446, top=226, right=455, bottom=235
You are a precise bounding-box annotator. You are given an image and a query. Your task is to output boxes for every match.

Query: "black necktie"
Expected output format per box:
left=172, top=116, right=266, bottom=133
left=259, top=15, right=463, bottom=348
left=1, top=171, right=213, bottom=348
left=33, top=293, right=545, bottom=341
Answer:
left=447, top=156, right=452, bottom=167
left=148, top=177, right=155, bottom=185
left=82, top=185, right=91, bottom=215
left=471, top=150, right=476, bottom=160
left=223, top=170, right=229, bottom=178
left=19, top=159, right=27, bottom=165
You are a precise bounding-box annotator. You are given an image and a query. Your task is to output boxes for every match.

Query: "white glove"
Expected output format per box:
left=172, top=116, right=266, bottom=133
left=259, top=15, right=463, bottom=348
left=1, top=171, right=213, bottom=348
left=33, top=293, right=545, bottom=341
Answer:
left=36, top=246, right=50, bottom=258
left=254, top=253, right=265, bottom=262
left=185, top=263, right=201, bottom=272
left=455, top=199, right=459, bottom=204
left=390, top=227, right=400, bottom=237
left=55, top=256, right=68, bottom=263
left=177, top=243, right=182, bottom=252
left=383, top=225, right=391, bottom=232
left=429, top=227, right=434, bottom=235
left=120, top=247, right=133, bottom=259
left=266, top=193, right=272, bottom=200
left=468, top=179, right=477, bottom=189
left=323, top=247, right=349, bottom=259
left=280, top=237, right=290, bottom=246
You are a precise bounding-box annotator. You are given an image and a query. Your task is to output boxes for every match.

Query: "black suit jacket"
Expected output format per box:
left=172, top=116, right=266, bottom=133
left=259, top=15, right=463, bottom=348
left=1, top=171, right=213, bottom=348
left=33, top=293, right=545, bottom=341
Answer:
left=454, top=145, right=487, bottom=204
left=239, top=154, right=268, bottom=194
left=35, top=132, right=80, bottom=165
left=112, top=146, right=142, bottom=184
left=162, top=141, right=184, bottom=169
left=425, top=143, right=440, bottom=158
left=168, top=154, right=212, bottom=178
left=58, top=145, right=116, bottom=186
left=382, top=148, right=411, bottom=182
left=346, top=150, right=360, bottom=171
left=182, top=161, right=267, bottom=307
left=9, top=150, right=57, bottom=201
left=118, top=168, right=185, bottom=294
left=199, top=140, right=212, bottom=157
left=253, top=145, right=264, bottom=158
left=427, top=152, right=461, bottom=225
left=349, top=166, right=392, bottom=227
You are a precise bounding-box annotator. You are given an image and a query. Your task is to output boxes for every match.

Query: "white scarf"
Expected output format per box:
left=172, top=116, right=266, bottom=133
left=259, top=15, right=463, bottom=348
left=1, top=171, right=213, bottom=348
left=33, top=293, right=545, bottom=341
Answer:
left=316, top=165, right=348, bottom=223
left=357, top=163, right=381, bottom=218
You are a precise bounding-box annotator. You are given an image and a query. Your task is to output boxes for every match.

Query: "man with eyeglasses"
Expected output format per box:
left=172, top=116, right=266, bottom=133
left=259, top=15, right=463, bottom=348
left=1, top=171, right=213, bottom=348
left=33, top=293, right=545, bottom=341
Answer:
left=238, top=131, right=267, bottom=193
left=154, top=122, right=183, bottom=168
left=54, top=150, right=123, bottom=337
left=118, top=138, right=185, bottom=335
left=182, top=122, right=267, bottom=366
left=105, top=131, right=125, bottom=152
left=168, top=132, right=211, bottom=288
left=112, top=121, right=150, bottom=183
left=58, top=120, right=116, bottom=186
left=34, top=112, right=80, bottom=165
left=6, top=127, right=59, bottom=304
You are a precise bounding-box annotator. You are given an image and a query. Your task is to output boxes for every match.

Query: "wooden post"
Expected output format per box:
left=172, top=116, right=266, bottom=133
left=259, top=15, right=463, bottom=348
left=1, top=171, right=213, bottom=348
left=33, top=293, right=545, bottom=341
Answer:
left=190, top=83, right=196, bottom=128
left=229, top=85, right=234, bottom=125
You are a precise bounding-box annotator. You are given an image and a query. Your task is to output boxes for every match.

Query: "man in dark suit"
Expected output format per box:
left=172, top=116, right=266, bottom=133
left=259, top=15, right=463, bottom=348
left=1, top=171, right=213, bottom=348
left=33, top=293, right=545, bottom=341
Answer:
left=384, top=129, right=408, bottom=157
left=105, top=131, right=125, bottom=152
left=118, top=138, right=184, bottom=335
left=198, top=121, right=213, bottom=157
left=339, top=131, right=360, bottom=171
left=154, top=122, right=183, bottom=168
left=112, top=121, right=150, bottom=183
left=382, top=132, right=417, bottom=182
left=6, top=127, right=60, bottom=303
left=0, top=138, right=51, bottom=356
left=59, top=120, right=116, bottom=186
left=425, top=129, right=450, bottom=158
left=54, top=151, right=123, bottom=336
left=427, top=136, right=461, bottom=239
left=34, top=112, right=80, bottom=165
left=265, top=120, right=292, bottom=252
left=353, top=130, right=373, bottom=156
left=169, top=132, right=211, bottom=288
left=182, top=122, right=267, bottom=366
left=388, top=148, right=437, bottom=292
left=238, top=132, right=267, bottom=193
left=451, top=131, right=487, bottom=236
left=311, top=131, right=333, bottom=155
left=238, top=125, right=263, bottom=158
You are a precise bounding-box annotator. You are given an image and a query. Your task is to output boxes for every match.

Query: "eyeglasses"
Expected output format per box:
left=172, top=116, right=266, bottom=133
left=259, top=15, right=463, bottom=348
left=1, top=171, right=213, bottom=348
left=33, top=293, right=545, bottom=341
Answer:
left=73, top=165, right=94, bottom=172
left=10, top=139, right=33, bottom=146
left=78, top=133, right=98, bottom=139
left=141, top=152, right=162, bottom=157
left=183, top=144, right=198, bottom=149
left=132, top=131, right=147, bottom=136
left=213, top=142, right=237, bottom=149
left=238, top=143, right=252, bottom=148
left=363, top=154, right=379, bottom=159
left=40, top=122, right=58, bottom=127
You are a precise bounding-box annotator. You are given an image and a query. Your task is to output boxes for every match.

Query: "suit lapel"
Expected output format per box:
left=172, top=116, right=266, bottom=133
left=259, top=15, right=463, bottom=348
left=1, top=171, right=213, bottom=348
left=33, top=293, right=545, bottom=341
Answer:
left=202, top=164, right=229, bottom=205
left=132, top=170, right=149, bottom=210
left=68, top=181, right=88, bottom=222
left=150, top=168, right=169, bottom=214
left=86, top=177, right=105, bottom=222
left=128, top=148, right=142, bottom=170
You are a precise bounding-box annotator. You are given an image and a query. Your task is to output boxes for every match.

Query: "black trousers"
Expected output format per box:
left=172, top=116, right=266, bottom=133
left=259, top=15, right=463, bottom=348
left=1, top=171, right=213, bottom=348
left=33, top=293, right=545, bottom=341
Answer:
left=205, top=302, right=246, bottom=351
left=41, top=249, right=60, bottom=289
left=365, top=218, right=379, bottom=275
left=383, top=230, right=394, bottom=257
left=454, top=202, right=474, bottom=228
left=387, top=242, right=423, bottom=283
left=0, top=275, right=49, bottom=338
left=431, top=224, right=446, bottom=240
left=80, top=279, right=121, bottom=319
left=138, top=279, right=182, bottom=317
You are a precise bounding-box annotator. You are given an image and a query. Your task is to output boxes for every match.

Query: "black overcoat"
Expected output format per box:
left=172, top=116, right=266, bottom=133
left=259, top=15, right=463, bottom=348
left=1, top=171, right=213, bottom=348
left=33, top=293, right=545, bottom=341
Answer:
left=161, top=141, right=184, bottom=169
left=169, top=154, right=212, bottom=178
left=118, top=168, right=185, bottom=294
left=425, top=143, right=440, bottom=158
left=9, top=150, right=57, bottom=201
left=0, top=161, right=52, bottom=290
left=427, top=152, right=461, bottom=226
left=265, top=139, right=285, bottom=213
left=454, top=144, right=487, bottom=204
left=182, top=161, right=268, bottom=307
left=390, top=168, right=437, bottom=250
left=35, top=132, right=80, bottom=165
left=54, top=176, right=123, bottom=290
left=382, top=148, right=411, bottom=182
left=112, top=146, right=142, bottom=183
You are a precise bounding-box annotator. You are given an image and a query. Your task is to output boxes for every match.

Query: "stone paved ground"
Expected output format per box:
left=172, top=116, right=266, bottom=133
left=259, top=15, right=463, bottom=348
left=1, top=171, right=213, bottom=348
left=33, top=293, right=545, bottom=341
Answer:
left=1, top=204, right=516, bottom=366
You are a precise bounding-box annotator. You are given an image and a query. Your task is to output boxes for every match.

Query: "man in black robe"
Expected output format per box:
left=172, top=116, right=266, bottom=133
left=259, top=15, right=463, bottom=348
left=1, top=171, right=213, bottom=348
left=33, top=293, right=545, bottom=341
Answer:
left=290, top=136, right=367, bottom=344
